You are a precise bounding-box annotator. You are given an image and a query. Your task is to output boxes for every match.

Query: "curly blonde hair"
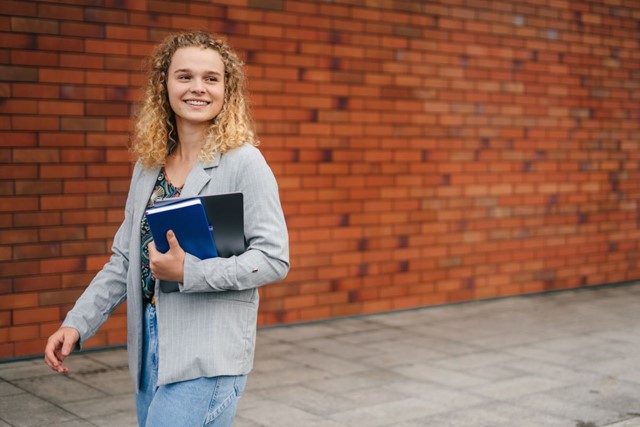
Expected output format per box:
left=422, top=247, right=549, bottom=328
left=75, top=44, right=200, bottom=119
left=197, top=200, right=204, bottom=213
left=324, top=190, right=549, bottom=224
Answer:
left=132, top=31, right=258, bottom=168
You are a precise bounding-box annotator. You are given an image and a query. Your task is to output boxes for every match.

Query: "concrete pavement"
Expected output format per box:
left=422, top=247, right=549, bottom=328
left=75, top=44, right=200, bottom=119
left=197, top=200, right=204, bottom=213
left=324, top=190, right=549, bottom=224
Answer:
left=2, top=282, right=640, bottom=426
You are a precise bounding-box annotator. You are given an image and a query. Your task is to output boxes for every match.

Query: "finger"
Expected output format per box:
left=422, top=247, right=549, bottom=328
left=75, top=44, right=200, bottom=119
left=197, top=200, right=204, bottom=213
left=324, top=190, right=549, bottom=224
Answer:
left=52, top=352, right=69, bottom=373
left=44, top=336, right=64, bottom=372
left=44, top=350, right=59, bottom=370
left=148, top=241, right=157, bottom=254
left=51, top=355, right=68, bottom=374
left=53, top=348, right=69, bottom=374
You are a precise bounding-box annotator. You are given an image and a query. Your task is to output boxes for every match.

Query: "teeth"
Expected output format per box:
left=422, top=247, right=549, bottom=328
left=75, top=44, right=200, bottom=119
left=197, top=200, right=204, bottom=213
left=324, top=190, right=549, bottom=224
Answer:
left=186, top=100, right=208, bottom=106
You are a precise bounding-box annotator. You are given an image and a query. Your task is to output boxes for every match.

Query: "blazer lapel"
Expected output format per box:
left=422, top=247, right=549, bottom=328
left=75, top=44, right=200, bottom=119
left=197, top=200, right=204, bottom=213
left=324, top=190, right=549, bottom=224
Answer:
left=134, top=166, right=161, bottom=221
left=128, top=165, right=159, bottom=313
left=180, top=153, right=220, bottom=198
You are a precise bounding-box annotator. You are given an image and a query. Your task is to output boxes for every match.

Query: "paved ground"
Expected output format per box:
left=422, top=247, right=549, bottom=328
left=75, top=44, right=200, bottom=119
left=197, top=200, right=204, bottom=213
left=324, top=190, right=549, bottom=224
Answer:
left=2, top=282, right=640, bottom=427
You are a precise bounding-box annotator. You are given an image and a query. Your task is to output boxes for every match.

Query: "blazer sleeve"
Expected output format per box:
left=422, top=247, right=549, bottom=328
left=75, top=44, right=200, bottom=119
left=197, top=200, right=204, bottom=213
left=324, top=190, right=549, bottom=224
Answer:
left=61, top=162, right=141, bottom=347
left=181, top=147, right=290, bottom=292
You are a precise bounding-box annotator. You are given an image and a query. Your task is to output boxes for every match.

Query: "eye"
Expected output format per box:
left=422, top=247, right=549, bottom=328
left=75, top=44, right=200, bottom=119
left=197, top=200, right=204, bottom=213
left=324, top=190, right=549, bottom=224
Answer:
left=177, top=74, right=190, bottom=80
left=205, top=76, right=219, bottom=82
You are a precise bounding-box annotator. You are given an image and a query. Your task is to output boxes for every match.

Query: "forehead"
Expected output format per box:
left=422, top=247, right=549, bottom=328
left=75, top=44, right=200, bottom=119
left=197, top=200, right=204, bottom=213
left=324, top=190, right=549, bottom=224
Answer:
left=168, top=46, right=224, bottom=72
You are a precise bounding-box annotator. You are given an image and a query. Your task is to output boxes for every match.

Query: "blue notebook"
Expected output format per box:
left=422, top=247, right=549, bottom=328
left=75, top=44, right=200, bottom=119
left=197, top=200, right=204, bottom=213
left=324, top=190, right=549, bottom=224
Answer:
left=145, top=198, right=218, bottom=260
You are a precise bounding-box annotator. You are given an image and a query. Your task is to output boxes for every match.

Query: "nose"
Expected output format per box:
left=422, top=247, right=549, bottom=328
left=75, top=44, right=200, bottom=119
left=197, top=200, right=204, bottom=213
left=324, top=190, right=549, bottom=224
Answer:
left=190, top=78, right=205, bottom=94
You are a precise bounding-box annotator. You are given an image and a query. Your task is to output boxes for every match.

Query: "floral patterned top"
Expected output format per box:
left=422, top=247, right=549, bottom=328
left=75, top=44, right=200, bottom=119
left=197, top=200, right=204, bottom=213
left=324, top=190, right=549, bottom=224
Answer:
left=141, top=168, right=182, bottom=305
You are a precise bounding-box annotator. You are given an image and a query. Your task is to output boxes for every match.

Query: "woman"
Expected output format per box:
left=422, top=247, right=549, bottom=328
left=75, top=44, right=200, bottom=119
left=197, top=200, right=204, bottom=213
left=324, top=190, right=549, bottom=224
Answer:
left=44, top=31, right=290, bottom=426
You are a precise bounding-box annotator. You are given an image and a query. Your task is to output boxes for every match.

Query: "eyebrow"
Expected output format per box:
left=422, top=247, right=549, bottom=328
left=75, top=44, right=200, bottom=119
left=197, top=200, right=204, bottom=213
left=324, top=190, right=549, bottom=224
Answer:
left=173, top=68, right=223, bottom=76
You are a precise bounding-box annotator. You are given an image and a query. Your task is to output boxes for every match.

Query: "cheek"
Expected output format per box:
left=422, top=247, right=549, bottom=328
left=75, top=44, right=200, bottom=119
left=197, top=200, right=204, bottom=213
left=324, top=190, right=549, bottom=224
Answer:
left=215, top=85, right=226, bottom=101
left=165, top=84, right=178, bottom=107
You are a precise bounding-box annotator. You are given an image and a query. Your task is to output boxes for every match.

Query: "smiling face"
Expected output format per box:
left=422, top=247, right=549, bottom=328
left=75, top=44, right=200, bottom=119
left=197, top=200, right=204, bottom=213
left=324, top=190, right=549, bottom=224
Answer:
left=166, top=46, right=226, bottom=133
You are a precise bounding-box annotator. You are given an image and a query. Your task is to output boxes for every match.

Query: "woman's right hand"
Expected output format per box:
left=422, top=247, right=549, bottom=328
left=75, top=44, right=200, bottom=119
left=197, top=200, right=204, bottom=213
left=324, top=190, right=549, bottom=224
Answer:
left=44, top=327, right=80, bottom=374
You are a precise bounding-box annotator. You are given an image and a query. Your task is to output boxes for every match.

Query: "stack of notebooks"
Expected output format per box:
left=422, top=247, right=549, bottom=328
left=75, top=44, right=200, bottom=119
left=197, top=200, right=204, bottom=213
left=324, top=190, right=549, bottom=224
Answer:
left=145, top=192, right=246, bottom=260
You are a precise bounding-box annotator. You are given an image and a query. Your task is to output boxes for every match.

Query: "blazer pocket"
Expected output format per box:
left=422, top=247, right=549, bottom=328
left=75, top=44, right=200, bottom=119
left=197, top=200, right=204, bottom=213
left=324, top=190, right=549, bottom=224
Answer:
left=207, top=288, right=257, bottom=305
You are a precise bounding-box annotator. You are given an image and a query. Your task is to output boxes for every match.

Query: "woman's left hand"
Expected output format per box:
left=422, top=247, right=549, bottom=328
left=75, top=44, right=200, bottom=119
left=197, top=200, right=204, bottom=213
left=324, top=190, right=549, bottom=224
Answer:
left=149, top=230, right=186, bottom=282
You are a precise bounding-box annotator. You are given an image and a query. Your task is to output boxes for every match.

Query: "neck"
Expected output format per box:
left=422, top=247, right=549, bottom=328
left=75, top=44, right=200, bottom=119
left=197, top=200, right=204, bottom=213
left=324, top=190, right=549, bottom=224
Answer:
left=173, top=121, right=207, bottom=162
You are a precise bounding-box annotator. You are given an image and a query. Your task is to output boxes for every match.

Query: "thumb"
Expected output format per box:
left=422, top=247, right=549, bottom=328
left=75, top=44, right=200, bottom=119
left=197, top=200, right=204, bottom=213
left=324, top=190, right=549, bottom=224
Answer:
left=61, top=330, right=77, bottom=357
left=167, top=230, right=180, bottom=250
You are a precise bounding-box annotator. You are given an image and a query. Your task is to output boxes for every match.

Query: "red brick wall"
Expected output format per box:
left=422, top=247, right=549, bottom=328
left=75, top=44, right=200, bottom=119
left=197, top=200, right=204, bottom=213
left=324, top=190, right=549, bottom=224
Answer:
left=1, top=0, right=639, bottom=359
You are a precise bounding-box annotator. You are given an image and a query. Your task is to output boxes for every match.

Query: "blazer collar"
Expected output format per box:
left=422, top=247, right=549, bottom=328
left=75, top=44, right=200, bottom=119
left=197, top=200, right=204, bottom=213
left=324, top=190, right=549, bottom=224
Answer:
left=135, top=152, right=220, bottom=219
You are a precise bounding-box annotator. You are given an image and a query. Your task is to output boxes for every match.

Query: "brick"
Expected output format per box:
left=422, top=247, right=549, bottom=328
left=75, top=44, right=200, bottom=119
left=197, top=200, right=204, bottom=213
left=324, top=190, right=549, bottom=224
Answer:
left=11, top=116, right=58, bottom=131
left=103, top=56, right=142, bottom=72
left=60, top=149, right=106, bottom=163
left=40, top=165, right=86, bottom=179
left=0, top=99, right=37, bottom=114
left=10, top=50, right=59, bottom=67
left=85, top=39, right=128, bottom=55
left=64, top=180, right=108, bottom=194
left=0, top=32, right=37, bottom=49
left=62, top=209, right=106, bottom=225
left=86, top=225, right=119, bottom=240
left=0, top=342, right=14, bottom=358
left=39, top=68, right=85, bottom=84
left=40, top=257, right=85, bottom=274
left=38, top=101, right=84, bottom=116
left=106, top=149, right=133, bottom=163
left=0, top=65, right=38, bottom=82
left=86, top=254, right=111, bottom=270
left=250, top=0, right=283, bottom=10
left=0, top=0, right=37, bottom=16
left=15, top=180, right=62, bottom=195
left=106, top=118, right=132, bottom=132
left=38, top=4, right=84, bottom=21
left=13, top=148, right=60, bottom=163
left=39, top=133, right=83, bottom=148
left=0, top=309, right=10, bottom=327
left=0, top=182, right=13, bottom=196
left=37, top=35, right=84, bottom=52
left=12, top=83, right=59, bottom=100
left=39, top=226, right=85, bottom=242
left=60, top=272, right=94, bottom=289
left=13, top=212, right=61, bottom=228
left=60, top=85, right=106, bottom=101
left=11, top=17, right=59, bottom=34
left=14, top=243, right=61, bottom=260
left=59, top=53, right=104, bottom=70
left=106, top=207, right=125, bottom=222
left=39, top=288, right=83, bottom=306
left=5, top=325, right=41, bottom=342
left=0, top=293, right=38, bottom=309
left=87, top=164, right=129, bottom=177
left=60, top=21, right=105, bottom=38
left=0, top=260, right=40, bottom=277
left=87, top=194, right=126, bottom=209
left=0, top=196, right=38, bottom=212
left=61, top=241, right=106, bottom=256
left=13, top=307, right=60, bottom=325
left=85, top=102, right=129, bottom=116
left=0, top=132, right=36, bottom=147
left=40, top=195, right=86, bottom=210
left=60, top=117, right=105, bottom=132
left=84, top=7, right=129, bottom=24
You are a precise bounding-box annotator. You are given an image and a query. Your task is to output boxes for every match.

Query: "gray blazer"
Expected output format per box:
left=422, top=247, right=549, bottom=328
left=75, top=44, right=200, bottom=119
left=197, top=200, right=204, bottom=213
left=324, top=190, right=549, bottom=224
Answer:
left=62, top=144, right=290, bottom=387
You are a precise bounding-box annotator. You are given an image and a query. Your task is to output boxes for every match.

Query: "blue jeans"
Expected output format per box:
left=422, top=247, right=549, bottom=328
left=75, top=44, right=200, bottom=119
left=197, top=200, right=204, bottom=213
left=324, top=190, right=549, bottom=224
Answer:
left=136, top=303, right=247, bottom=427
